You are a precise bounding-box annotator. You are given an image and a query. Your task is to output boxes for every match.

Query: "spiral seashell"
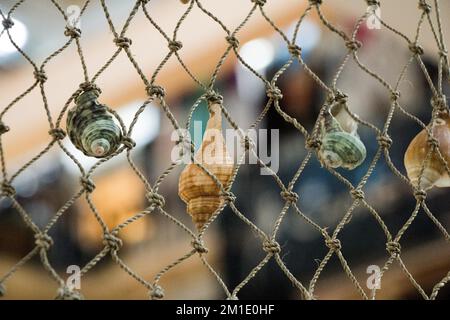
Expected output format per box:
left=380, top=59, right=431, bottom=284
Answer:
left=404, top=113, right=450, bottom=190
left=178, top=101, right=234, bottom=230
left=318, top=105, right=366, bottom=170
left=67, top=89, right=122, bottom=158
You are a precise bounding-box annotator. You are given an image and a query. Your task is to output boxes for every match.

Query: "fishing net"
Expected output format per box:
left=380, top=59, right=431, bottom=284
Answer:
left=0, top=0, right=449, bottom=300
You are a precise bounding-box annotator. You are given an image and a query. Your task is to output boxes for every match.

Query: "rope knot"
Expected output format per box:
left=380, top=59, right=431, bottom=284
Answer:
left=414, top=189, right=427, bottom=202
left=332, top=90, right=348, bottom=104
left=251, top=0, right=266, bottom=6
left=147, top=192, right=165, bottom=208
left=409, top=43, right=424, bottom=55
left=205, top=91, right=223, bottom=105
left=220, top=191, right=236, bottom=204
left=34, top=70, right=48, bottom=83
left=241, top=135, right=255, bottom=151
left=439, top=49, right=448, bottom=58
left=80, top=177, right=95, bottom=193
left=122, top=136, right=136, bottom=150
left=350, top=188, right=365, bottom=200
left=176, top=134, right=191, bottom=146
left=280, top=190, right=299, bottom=203
left=64, top=26, right=81, bottom=39
left=263, top=239, right=281, bottom=254
left=306, top=137, right=322, bottom=150
left=103, top=233, right=123, bottom=252
left=345, top=40, right=362, bottom=51
left=0, top=121, right=9, bottom=135
left=431, top=94, right=448, bottom=113
left=35, top=233, right=53, bottom=251
left=2, top=18, right=14, bottom=29
left=114, top=36, right=132, bottom=49
left=168, top=40, right=183, bottom=52
left=309, top=0, right=323, bottom=5
left=366, top=0, right=380, bottom=6
left=266, top=85, right=283, bottom=100
left=191, top=239, right=208, bottom=254
left=418, top=0, right=432, bottom=13
left=49, top=128, right=66, bottom=140
left=325, top=238, right=342, bottom=251
left=176, top=134, right=193, bottom=159
left=390, top=91, right=401, bottom=101
left=427, top=136, right=439, bottom=150
left=1, top=181, right=15, bottom=197
left=56, top=286, right=84, bottom=300
left=146, top=85, right=166, bottom=98
left=79, top=82, right=101, bottom=95
left=377, top=134, right=392, bottom=149
left=288, top=44, right=302, bottom=57
left=150, top=285, right=164, bottom=300
left=226, top=35, right=239, bottom=48
left=386, top=241, right=401, bottom=257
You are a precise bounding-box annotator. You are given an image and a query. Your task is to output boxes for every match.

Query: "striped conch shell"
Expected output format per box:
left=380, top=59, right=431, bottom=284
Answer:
left=318, top=102, right=366, bottom=170
left=178, top=100, right=234, bottom=230
left=404, top=112, right=450, bottom=190
left=67, top=89, right=122, bottom=158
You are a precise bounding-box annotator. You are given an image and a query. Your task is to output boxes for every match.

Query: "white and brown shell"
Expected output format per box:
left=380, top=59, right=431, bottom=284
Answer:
left=178, top=101, right=234, bottom=230
left=404, top=112, right=450, bottom=190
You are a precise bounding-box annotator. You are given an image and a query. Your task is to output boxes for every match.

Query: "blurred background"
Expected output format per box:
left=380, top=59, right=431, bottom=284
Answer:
left=0, top=0, right=449, bottom=299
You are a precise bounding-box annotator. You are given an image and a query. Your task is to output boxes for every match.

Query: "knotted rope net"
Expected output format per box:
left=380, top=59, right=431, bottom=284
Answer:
left=0, top=0, right=449, bottom=300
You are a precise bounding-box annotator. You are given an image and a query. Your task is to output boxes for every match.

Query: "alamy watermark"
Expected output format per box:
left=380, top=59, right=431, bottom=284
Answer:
left=66, top=5, right=81, bottom=29
left=66, top=264, right=81, bottom=290
left=171, top=123, right=279, bottom=175
left=366, top=264, right=381, bottom=290
left=366, top=5, right=381, bottom=30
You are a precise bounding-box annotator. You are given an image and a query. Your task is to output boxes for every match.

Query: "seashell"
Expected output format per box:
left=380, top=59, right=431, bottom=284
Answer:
left=178, top=101, right=234, bottom=230
left=404, top=112, right=450, bottom=190
left=331, top=101, right=358, bottom=134
left=67, top=89, right=122, bottom=158
left=318, top=105, right=366, bottom=170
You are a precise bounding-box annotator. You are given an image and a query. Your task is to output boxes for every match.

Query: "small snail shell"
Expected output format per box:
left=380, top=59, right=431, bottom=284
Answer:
left=67, top=90, right=122, bottom=158
left=178, top=101, right=234, bottom=230
left=404, top=113, right=450, bottom=190
left=318, top=106, right=366, bottom=170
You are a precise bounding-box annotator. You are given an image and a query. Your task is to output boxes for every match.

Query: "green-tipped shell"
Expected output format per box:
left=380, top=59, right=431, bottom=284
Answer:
left=67, top=91, right=122, bottom=158
left=319, top=131, right=366, bottom=170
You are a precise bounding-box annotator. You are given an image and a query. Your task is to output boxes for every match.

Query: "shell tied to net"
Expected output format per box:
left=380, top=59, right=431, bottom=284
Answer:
left=318, top=101, right=366, bottom=170
left=66, top=89, right=122, bottom=158
left=404, top=112, right=450, bottom=190
left=178, top=100, right=234, bottom=230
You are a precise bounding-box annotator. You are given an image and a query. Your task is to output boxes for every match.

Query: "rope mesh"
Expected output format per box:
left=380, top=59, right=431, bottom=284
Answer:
left=0, top=0, right=449, bottom=300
